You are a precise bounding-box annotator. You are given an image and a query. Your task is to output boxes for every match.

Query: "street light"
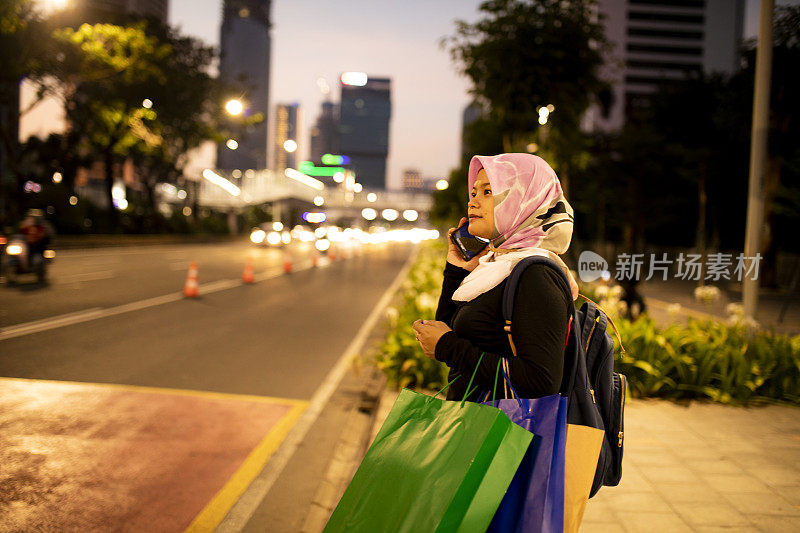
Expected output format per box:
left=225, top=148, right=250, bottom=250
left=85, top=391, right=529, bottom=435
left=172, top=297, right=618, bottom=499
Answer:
left=142, top=99, right=153, bottom=109
left=436, top=179, right=449, bottom=191
left=43, top=0, right=68, bottom=13
left=225, top=99, right=244, bottom=116
left=283, top=139, right=298, bottom=153
left=226, top=139, right=239, bottom=150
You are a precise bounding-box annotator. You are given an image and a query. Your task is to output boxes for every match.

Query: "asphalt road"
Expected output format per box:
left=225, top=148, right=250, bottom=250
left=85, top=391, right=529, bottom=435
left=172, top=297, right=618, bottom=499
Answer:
left=0, top=240, right=413, bottom=398
left=0, top=239, right=418, bottom=531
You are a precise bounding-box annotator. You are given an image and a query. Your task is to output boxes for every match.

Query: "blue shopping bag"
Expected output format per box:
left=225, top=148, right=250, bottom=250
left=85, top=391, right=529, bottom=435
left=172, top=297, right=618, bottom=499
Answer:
left=482, top=367, right=567, bottom=533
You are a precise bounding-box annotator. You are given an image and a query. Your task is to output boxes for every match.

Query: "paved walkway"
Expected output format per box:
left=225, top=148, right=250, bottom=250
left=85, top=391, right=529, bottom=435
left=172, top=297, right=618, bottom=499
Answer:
left=327, top=390, right=800, bottom=532
left=583, top=399, right=800, bottom=532
left=637, top=277, right=800, bottom=336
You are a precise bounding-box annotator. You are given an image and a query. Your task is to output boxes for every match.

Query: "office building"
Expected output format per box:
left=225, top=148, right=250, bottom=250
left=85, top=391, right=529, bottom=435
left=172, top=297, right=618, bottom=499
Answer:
left=589, top=0, right=745, bottom=131
left=217, top=0, right=272, bottom=170
left=338, top=74, right=391, bottom=190
left=402, top=169, right=423, bottom=191
left=272, top=103, right=299, bottom=171
left=309, top=101, right=339, bottom=164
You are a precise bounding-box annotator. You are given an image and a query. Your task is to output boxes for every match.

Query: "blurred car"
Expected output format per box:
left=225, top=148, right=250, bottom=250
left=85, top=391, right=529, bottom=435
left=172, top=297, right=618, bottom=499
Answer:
left=250, top=222, right=291, bottom=247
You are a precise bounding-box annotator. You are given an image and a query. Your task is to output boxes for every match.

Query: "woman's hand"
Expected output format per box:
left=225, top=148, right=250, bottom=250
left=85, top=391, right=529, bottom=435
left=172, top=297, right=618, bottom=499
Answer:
left=413, top=319, right=452, bottom=360
left=446, top=217, right=488, bottom=272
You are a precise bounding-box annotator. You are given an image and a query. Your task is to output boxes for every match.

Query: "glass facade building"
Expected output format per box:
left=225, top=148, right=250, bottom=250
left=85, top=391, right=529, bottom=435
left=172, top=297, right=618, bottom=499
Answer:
left=338, top=77, right=391, bottom=190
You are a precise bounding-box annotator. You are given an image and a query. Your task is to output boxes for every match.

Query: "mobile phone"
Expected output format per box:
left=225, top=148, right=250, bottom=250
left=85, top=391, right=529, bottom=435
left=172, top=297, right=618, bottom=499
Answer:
left=450, top=221, right=489, bottom=261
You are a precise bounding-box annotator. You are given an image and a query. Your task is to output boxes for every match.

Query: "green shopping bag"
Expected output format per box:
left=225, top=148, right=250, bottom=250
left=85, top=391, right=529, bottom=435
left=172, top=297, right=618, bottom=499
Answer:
left=324, top=358, right=534, bottom=533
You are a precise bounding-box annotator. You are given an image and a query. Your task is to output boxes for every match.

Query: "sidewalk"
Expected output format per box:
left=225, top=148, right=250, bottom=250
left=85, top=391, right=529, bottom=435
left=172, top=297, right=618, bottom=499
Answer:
left=325, top=389, right=800, bottom=532
left=638, top=277, right=800, bottom=336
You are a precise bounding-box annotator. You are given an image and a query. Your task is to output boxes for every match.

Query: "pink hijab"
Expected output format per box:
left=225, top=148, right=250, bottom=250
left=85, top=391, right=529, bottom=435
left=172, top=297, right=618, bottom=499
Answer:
left=468, top=153, right=574, bottom=253
left=453, top=153, right=578, bottom=302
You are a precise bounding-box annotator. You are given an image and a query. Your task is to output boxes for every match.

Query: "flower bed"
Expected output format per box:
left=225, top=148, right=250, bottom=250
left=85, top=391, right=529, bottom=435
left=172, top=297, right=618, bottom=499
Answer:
left=376, top=242, right=800, bottom=405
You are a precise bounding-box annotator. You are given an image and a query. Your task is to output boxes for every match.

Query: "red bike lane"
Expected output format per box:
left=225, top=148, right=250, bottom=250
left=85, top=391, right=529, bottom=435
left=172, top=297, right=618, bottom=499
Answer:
left=0, top=377, right=307, bottom=532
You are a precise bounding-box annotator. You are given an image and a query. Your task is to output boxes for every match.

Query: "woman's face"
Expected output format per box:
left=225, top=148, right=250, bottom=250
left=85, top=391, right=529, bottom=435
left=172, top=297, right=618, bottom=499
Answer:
left=467, top=169, right=495, bottom=239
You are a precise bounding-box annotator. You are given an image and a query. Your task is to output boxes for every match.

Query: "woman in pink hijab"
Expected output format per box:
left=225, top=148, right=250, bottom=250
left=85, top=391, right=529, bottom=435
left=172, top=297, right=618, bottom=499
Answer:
left=413, top=153, right=578, bottom=401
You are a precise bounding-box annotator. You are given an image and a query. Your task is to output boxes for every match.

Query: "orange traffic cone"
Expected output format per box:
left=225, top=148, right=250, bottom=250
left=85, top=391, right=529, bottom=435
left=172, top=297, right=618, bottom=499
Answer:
left=184, top=261, right=199, bottom=297
left=242, top=257, right=255, bottom=283
left=283, top=250, right=293, bottom=274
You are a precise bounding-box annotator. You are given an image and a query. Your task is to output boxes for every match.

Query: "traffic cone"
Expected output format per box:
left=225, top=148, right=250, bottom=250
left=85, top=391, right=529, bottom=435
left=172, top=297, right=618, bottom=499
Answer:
left=184, top=261, right=199, bottom=298
left=283, top=250, right=293, bottom=274
left=242, top=257, right=255, bottom=283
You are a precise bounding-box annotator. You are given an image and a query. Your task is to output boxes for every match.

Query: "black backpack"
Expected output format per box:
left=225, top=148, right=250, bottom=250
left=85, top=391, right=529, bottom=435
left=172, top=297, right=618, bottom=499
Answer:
left=502, top=255, right=627, bottom=497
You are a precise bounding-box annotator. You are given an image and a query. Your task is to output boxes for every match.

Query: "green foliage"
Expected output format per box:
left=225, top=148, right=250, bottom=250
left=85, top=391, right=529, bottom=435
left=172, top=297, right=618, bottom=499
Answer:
left=613, top=315, right=800, bottom=405
left=375, top=243, right=450, bottom=391
left=444, top=0, right=608, bottom=151
left=376, top=246, right=800, bottom=405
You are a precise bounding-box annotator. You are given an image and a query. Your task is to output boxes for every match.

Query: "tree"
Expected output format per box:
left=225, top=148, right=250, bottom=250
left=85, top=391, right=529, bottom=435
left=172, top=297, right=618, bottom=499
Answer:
left=443, top=0, right=610, bottom=194
left=0, top=0, right=63, bottom=225
left=52, top=19, right=231, bottom=232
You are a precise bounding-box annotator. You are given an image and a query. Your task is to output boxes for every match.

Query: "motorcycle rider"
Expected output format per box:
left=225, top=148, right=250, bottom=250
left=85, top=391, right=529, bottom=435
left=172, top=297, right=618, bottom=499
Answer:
left=19, top=209, right=53, bottom=275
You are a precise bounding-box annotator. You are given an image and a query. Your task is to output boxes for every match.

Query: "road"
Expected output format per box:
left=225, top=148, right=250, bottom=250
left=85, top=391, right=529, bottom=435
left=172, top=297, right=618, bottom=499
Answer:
left=0, top=239, right=416, bottom=531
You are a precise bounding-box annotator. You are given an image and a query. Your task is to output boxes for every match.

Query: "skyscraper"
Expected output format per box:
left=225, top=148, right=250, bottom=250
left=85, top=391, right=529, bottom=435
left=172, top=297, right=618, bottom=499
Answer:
left=217, top=0, right=272, bottom=171
left=589, top=0, right=745, bottom=131
left=337, top=74, right=391, bottom=190
left=272, top=103, right=299, bottom=171
left=309, top=101, right=339, bottom=164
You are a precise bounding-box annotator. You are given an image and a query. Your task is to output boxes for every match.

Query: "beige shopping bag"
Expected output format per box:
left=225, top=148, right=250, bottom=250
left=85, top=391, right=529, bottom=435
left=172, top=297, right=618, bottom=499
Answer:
left=564, top=424, right=605, bottom=533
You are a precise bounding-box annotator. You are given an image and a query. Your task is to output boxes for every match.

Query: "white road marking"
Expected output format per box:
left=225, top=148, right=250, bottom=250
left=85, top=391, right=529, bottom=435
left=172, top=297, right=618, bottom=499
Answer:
left=0, top=262, right=317, bottom=342
left=169, top=261, right=193, bottom=271
left=213, top=245, right=419, bottom=532
left=56, top=270, right=115, bottom=284
left=0, top=308, right=105, bottom=340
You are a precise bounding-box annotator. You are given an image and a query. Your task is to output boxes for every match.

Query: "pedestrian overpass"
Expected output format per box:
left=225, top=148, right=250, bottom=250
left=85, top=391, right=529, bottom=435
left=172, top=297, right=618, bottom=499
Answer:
left=181, top=168, right=434, bottom=223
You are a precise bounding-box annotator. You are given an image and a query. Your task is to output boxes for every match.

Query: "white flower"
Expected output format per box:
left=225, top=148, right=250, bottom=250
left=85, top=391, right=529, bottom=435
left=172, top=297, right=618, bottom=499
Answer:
left=694, top=285, right=721, bottom=304
left=726, top=303, right=744, bottom=318
left=417, top=292, right=437, bottom=313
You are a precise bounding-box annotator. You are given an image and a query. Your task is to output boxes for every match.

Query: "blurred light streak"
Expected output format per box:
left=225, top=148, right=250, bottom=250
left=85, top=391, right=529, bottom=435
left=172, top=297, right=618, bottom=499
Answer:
left=202, top=169, right=241, bottom=196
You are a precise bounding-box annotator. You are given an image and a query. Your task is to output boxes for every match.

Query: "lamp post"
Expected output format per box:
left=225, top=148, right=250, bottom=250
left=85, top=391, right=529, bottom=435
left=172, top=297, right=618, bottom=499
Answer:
left=743, top=0, right=774, bottom=333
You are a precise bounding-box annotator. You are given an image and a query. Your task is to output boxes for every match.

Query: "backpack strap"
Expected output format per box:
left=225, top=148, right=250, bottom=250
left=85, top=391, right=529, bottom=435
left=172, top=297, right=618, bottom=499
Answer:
left=502, top=256, right=576, bottom=357
left=503, top=256, right=627, bottom=355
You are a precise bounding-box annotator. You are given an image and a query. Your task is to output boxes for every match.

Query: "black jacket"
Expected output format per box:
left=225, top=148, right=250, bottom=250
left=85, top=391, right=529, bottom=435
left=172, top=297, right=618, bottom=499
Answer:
left=434, top=261, right=572, bottom=402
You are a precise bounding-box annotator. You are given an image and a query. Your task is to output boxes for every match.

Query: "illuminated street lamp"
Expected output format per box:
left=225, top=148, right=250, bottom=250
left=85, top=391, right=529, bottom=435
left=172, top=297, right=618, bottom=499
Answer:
left=226, top=139, right=239, bottom=150
left=283, top=139, right=298, bottom=153
left=436, top=179, right=449, bottom=191
left=142, top=99, right=153, bottom=109
left=225, top=98, right=244, bottom=116
left=43, top=0, right=68, bottom=13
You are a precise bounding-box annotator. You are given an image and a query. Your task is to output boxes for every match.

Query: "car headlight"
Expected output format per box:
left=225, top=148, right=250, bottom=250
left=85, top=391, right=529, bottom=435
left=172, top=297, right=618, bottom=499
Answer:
left=250, top=229, right=266, bottom=244
left=266, top=231, right=281, bottom=245
left=6, top=244, right=22, bottom=255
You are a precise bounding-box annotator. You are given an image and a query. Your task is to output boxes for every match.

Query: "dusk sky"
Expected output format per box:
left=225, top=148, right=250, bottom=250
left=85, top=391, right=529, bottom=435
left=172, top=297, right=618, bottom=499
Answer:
left=169, top=0, right=484, bottom=189
left=19, top=1, right=797, bottom=190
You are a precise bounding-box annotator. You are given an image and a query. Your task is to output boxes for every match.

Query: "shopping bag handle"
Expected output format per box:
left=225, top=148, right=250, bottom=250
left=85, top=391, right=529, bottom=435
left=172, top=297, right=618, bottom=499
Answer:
left=433, top=375, right=461, bottom=399
left=460, top=352, right=485, bottom=407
